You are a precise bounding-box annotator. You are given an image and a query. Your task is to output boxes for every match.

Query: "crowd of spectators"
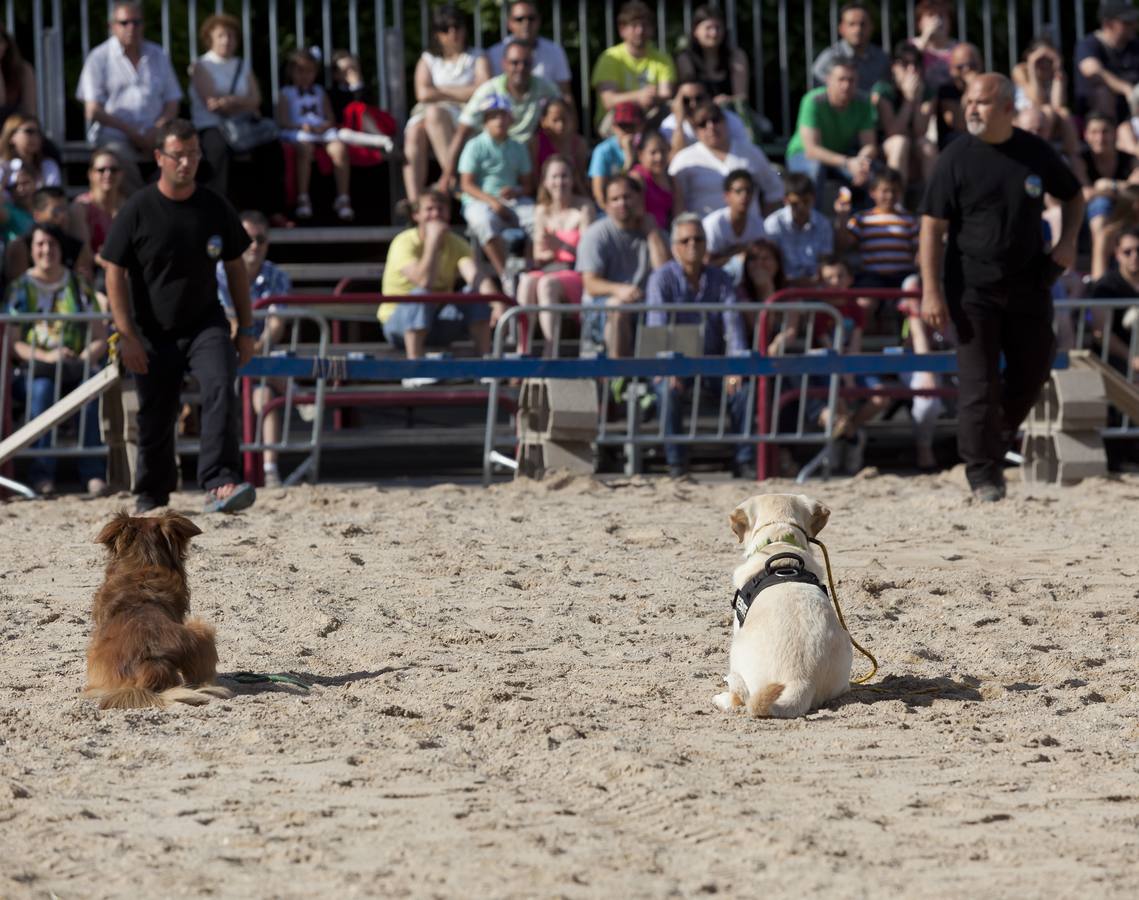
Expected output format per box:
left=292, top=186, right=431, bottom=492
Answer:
left=4, top=0, right=1139, bottom=490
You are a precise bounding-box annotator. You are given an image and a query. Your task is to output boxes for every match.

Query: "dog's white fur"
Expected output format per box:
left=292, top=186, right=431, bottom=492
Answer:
left=713, top=493, right=852, bottom=718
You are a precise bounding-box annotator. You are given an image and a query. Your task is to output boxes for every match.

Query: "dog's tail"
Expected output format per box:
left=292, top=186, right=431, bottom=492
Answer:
left=748, top=679, right=815, bottom=718
left=84, top=684, right=232, bottom=710
left=746, top=683, right=785, bottom=717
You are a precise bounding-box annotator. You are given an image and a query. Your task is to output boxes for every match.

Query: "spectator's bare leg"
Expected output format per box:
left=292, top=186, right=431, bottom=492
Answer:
left=515, top=273, right=538, bottom=350
left=423, top=106, right=456, bottom=187
left=882, top=134, right=911, bottom=189
left=402, top=120, right=429, bottom=202
left=483, top=237, right=508, bottom=277
left=536, top=275, right=566, bottom=345
left=252, top=385, right=281, bottom=470
left=295, top=142, right=314, bottom=202
left=469, top=320, right=491, bottom=356
left=404, top=328, right=429, bottom=359
left=326, top=140, right=351, bottom=198
left=604, top=302, right=632, bottom=358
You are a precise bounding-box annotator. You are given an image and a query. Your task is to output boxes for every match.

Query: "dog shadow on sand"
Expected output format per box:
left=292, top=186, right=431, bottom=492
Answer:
left=217, top=666, right=410, bottom=696
left=827, top=674, right=984, bottom=709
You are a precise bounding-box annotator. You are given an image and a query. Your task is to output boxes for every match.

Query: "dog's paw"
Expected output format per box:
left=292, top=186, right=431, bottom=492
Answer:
left=724, top=671, right=749, bottom=700
left=712, top=691, right=740, bottom=711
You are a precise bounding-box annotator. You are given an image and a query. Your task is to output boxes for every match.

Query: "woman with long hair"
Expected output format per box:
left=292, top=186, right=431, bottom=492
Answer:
left=402, top=4, right=490, bottom=205
left=0, top=26, right=36, bottom=127
left=738, top=238, right=787, bottom=345
left=515, top=155, right=594, bottom=355
left=0, top=114, right=61, bottom=190
left=673, top=5, right=748, bottom=107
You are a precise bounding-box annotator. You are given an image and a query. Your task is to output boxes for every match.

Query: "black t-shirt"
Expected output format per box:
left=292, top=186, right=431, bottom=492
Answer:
left=1081, top=147, right=1136, bottom=183
left=1090, top=270, right=1137, bottom=353
left=100, top=184, right=250, bottom=339
left=920, top=128, right=1081, bottom=289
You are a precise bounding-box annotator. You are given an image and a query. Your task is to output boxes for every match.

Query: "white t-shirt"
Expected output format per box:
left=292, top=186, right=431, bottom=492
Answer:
left=190, top=52, right=251, bottom=129
left=668, top=138, right=785, bottom=218
left=487, top=37, right=571, bottom=85
left=421, top=50, right=483, bottom=90
left=702, top=206, right=766, bottom=255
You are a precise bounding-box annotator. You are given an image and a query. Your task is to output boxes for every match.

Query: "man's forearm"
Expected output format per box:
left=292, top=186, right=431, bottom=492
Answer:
left=1059, top=194, right=1086, bottom=247
left=105, top=265, right=138, bottom=337
left=919, top=216, right=947, bottom=289
left=224, top=262, right=254, bottom=328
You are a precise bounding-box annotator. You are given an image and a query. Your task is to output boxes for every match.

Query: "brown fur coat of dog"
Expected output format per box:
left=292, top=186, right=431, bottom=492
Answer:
left=84, top=511, right=231, bottom=710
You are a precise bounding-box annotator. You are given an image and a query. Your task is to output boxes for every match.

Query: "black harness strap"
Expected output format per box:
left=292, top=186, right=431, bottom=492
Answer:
left=732, top=552, right=827, bottom=627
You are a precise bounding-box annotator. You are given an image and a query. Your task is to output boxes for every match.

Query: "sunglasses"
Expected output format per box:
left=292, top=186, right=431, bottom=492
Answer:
left=115, top=17, right=143, bottom=26
left=93, top=165, right=121, bottom=174
left=1120, top=246, right=1139, bottom=256
left=158, top=149, right=202, bottom=164
left=695, top=118, right=723, bottom=128
left=682, top=95, right=709, bottom=107
left=512, top=14, right=538, bottom=23
left=674, top=235, right=706, bottom=245
left=247, top=233, right=268, bottom=245
left=504, top=57, right=531, bottom=67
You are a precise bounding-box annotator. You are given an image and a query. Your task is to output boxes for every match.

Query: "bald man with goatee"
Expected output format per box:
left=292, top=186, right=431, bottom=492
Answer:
left=918, top=74, right=1084, bottom=502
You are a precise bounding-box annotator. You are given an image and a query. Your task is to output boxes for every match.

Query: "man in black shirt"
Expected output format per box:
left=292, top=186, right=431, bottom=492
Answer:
left=919, top=74, right=1084, bottom=502
left=102, top=119, right=257, bottom=514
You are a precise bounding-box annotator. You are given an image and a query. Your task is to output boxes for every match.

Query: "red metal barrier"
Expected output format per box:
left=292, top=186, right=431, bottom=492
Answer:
left=756, top=287, right=924, bottom=480
left=242, top=292, right=514, bottom=484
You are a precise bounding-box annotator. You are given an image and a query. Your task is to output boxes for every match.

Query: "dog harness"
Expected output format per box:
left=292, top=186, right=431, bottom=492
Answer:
left=732, top=551, right=828, bottom=627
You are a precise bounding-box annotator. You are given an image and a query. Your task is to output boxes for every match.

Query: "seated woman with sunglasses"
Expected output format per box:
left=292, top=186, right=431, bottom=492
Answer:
left=70, top=148, right=127, bottom=302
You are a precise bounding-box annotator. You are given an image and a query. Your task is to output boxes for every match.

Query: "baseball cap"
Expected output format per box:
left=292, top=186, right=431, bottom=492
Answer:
left=1101, top=1, right=1139, bottom=23
left=479, top=93, right=514, bottom=117
left=613, top=101, right=644, bottom=126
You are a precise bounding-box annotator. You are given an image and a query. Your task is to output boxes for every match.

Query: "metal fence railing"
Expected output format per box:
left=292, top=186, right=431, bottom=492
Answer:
left=4, top=293, right=1137, bottom=492
left=8, top=0, right=1101, bottom=151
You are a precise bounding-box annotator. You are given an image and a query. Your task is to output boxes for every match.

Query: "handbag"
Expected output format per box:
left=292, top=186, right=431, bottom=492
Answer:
left=217, top=59, right=279, bottom=153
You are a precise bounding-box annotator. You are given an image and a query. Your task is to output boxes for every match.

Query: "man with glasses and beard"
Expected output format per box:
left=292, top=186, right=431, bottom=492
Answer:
left=487, top=1, right=572, bottom=101
left=920, top=74, right=1083, bottom=502
left=101, top=119, right=257, bottom=514
left=76, top=1, right=182, bottom=192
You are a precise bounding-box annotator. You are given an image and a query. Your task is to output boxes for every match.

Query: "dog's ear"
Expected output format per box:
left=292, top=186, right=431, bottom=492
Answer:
left=804, top=497, right=830, bottom=536
left=158, top=513, right=202, bottom=545
left=729, top=504, right=751, bottom=543
left=95, top=512, right=133, bottom=547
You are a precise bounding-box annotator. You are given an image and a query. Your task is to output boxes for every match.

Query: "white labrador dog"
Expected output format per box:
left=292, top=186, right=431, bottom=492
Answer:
left=713, top=493, right=852, bottom=717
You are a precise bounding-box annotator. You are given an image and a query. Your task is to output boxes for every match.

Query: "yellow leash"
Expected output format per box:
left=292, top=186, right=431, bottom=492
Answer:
left=808, top=536, right=878, bottom=684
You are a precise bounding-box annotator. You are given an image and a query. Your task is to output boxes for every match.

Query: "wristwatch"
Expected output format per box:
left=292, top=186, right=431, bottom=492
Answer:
left=237, top=325, right=257, bottom=338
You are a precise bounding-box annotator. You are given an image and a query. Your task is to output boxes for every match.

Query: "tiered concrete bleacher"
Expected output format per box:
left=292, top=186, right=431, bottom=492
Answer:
left=1022, top=369, right=1108, bottom=485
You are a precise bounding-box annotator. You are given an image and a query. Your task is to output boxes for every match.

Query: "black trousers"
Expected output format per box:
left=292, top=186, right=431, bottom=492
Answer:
left=949, top=281, right=1056, bottom=489
left=134, top=324, right=241, bottom=503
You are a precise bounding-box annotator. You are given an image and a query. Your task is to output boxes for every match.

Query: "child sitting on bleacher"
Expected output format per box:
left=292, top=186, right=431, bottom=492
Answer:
left=278, top=49, right=355, bottom=222
left=834, top=167, right=919, bottom=324
left=457, top=94, right=534, bottom=282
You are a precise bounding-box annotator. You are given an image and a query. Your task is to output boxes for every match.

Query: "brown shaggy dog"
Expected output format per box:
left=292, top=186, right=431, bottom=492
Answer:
left=84, top=511, right=231, bottom=710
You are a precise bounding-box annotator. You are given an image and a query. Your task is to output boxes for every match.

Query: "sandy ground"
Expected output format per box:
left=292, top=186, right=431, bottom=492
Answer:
left=1, top=467, right=1137, bottom=899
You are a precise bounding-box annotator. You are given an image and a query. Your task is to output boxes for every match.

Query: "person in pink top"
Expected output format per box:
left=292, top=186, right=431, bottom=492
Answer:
left=530, top=97, right=590, bottom=197
left=629, top=129, right=682, bottom=229
left=515, top=154, right=594, bottom=355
